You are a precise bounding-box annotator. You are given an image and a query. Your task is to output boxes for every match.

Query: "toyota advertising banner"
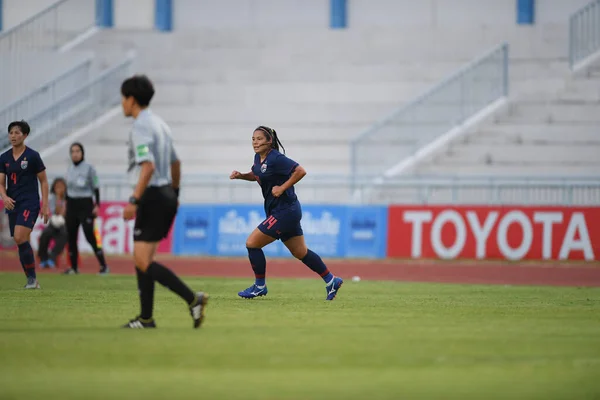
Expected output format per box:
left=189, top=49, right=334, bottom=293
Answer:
left=387, top=206, right=599, bottom=261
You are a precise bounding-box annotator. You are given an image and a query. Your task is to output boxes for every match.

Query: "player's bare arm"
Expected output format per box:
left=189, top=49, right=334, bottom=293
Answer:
left=272, top=165, right=306, bottom=198
left=0, top=172, right=15, bottom=210
left=230, top=170, right=256, bottom=181
left=124, top=161, right=154, bottom=220
left=37, top=170, right=50, bottom=224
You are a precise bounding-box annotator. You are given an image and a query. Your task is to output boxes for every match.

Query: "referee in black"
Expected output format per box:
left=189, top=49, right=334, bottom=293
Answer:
left=120, top=75, right=208, bottom=329
left=63, top=142, right=109, bottom=275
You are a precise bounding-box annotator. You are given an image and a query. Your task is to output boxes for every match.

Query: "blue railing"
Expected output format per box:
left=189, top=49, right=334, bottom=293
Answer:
left=349, top=43, right=509, bottom=190
left=0, top=57, right=94, bottom=149
left=569, top=0, right=600, bottom=70
left=0, top=0, right=95, bottom=52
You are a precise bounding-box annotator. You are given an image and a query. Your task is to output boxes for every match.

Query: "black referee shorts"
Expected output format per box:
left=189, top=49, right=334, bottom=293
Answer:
left=134, top=185, right=178, bottom=243
left=66, top=197, right=94, bottom=221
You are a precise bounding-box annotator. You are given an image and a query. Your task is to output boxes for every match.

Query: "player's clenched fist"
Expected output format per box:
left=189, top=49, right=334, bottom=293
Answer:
left=230, top=171, right=242, bottom=180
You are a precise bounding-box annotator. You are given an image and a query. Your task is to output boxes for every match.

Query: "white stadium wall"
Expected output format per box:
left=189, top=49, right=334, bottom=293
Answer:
left=114, top=0, right=154, bottom=29
left=174, top=0, right=329, bottom=29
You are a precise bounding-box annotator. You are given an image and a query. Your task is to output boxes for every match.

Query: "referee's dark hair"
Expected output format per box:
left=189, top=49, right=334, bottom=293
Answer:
left=121, top=75, right=155, bottom=107
left=255, top=126, right=286, bottom=154
left=8, top=120, right=31, bottom=135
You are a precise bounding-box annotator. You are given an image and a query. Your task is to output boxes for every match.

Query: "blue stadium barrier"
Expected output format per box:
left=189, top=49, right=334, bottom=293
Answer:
left=173, top=204, right=388, bottom=259
left=517, top=0, right=535, bottom=24
left=96, top=0, right=113, bottom=27
left=155, top=0, right=173, bottom=31
left=330, top=0, right=347, bottom=29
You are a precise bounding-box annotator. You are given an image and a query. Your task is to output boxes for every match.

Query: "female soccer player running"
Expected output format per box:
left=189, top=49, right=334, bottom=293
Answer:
left=0, top=120, right=50, bottom=289
left=230, top=126, right=343, bottom=300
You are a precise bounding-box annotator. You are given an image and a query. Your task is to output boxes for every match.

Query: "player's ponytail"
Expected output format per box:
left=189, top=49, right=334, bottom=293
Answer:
left=270, top=128, right=285, bottom=155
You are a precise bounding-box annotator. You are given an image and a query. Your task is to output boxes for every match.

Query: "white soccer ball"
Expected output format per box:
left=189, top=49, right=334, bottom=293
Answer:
left=49, top=215, right=65, bottom=228
left=352, top=276, right=361, bottom=282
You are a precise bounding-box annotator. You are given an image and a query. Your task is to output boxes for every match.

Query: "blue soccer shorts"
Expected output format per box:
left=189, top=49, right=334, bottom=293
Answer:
left=257, top=203, right=304, bottom=242
left=8, top=205, right=40, bottom=237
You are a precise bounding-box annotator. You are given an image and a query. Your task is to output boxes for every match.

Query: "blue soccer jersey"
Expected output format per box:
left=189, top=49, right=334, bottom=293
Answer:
left=0, top=146, right=46, bottom=210
left=251, top=149, right=299, bottom=216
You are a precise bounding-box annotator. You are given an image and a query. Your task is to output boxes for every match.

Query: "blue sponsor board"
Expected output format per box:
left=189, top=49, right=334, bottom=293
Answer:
left=173, top=204, right=388, bottom=259
left=345, top=206, right=388, bottom=258
left=211, top=205, right=285, bottom=257
left=173, top=206, right=212, bottom=255
left=301, top=205, right=346, bottom=258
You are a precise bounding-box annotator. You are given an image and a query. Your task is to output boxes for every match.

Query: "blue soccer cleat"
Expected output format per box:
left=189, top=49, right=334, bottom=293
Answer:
left=46, top=260, right=56, bottom=269
left=325, top=277, right=343, bottom=301
left=238, top=284, right=268, bottom=299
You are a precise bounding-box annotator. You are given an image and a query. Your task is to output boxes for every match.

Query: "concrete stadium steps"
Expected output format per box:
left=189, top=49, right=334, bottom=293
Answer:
left=406, top=51, right=600, bottom=181
left=412, top=163, right=599, bottom=176
left=85, top=25, right=570, bottom=60
left=82, top=119, right=369, bottom=142
left=41, top=24, right=592, bottom=198
left=500, top=102, right=600, bottom=123
left=66, top=142, right=349, bottom=162
left=149, top=83, right=432, bottom=105
left=468, top=125, right=600, bottom=145
left=148, top=63, right=466, bottom=84
left=438, top=143, right=598, bottom=163
left=147, top=60, right=567, bottom=83
left=44, top=132, right=355, bottom=176
left=146, top=103, right=397, bottom=124
left=559, top=78, right=600, bottom=102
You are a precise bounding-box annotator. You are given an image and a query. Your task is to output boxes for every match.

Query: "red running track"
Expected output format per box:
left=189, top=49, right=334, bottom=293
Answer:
left=1, top=251, right=600, bottom=287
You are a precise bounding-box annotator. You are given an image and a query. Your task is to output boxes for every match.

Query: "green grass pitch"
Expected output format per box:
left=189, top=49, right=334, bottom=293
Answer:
left=1, top=272, right=599, bottom=399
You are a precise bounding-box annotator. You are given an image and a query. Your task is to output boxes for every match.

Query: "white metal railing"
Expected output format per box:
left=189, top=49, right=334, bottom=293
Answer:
left=5, top=55, right=134, bottom=152
left=0, top=0, right=96, bottom=107
left=0, top=0, right=95, bottom=52
left=0, top=56, right=93, bottom=149
left=349, top=43, right=509, bottom=191
left=570, top=0, right=600, bottom=70
left=43, top=174, right=600, bottom=206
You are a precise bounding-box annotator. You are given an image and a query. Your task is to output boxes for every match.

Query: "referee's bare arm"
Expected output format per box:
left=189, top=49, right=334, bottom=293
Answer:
left=133, top=161, right=155, bottom=200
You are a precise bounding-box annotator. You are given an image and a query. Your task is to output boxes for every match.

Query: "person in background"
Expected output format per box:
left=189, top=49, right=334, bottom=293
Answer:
left=38, top=177, right=68, bottom=269
left=63, top=142, right=109, bottom=275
